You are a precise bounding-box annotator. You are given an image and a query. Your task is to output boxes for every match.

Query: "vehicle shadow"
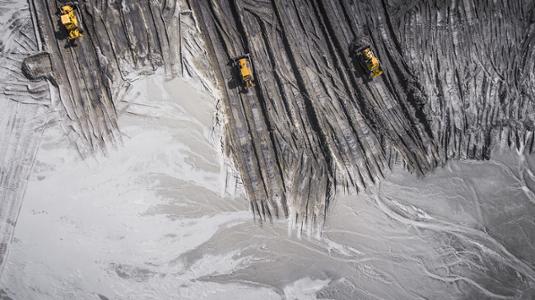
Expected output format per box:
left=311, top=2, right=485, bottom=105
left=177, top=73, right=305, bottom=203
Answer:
left=348, top=40, right=374, bottom=83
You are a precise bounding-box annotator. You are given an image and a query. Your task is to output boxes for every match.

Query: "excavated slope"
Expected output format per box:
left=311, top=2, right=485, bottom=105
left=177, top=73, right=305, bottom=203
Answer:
left=24, top=0, right=535, bottom=234
left=191, top=0, right=535, bottom=232
left=28, top=0, right=183, bottom=155
left=3, top=0, right=534, bottom=272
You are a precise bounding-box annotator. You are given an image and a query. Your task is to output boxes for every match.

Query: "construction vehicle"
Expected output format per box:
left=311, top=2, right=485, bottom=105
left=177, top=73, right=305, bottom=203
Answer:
left=233, top=54, right=255, bottom=91
left=354, top=42, right=383, bottom=79
left=59, top=3, right=83, bottom=45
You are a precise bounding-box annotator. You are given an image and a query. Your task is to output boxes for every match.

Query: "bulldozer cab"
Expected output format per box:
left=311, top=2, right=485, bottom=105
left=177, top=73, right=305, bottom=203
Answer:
left=60, top=13, right=72, bottom=27
left=234, top=54, right=255, bottom=89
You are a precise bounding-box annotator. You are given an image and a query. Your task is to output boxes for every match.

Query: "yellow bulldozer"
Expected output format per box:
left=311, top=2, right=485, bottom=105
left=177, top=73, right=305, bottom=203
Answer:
left=233, top=54, right=255, bottom=91
left=355, top=45, right=383, bottom=79
left=352, top=37, right=383, bottom=80
left=59, top=3, right=83, bottom=44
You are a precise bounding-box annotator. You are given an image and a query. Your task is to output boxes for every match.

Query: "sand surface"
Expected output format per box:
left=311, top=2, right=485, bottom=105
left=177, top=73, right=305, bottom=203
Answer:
left=1, top=74, right=534, bottom=299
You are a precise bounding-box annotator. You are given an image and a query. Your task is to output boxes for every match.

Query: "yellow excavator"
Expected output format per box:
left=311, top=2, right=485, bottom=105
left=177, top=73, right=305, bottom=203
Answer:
left=59, top=2, right=83, bottom=45
left=233, top=54, right=255, bottom=91
left=353, top=39, right=383, bottom=79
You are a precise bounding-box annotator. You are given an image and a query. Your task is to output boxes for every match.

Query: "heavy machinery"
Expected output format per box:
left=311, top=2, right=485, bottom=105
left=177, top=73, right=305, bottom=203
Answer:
left=233, top=54, right=255, bottom=91
left=354, top=42, right=384, bottom=79
left=59, top=3, right=83, bottom=45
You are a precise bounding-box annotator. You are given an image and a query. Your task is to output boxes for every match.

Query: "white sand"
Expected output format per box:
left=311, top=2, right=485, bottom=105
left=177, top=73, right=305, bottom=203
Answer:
left=1, top=73, right=534, bottom=299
